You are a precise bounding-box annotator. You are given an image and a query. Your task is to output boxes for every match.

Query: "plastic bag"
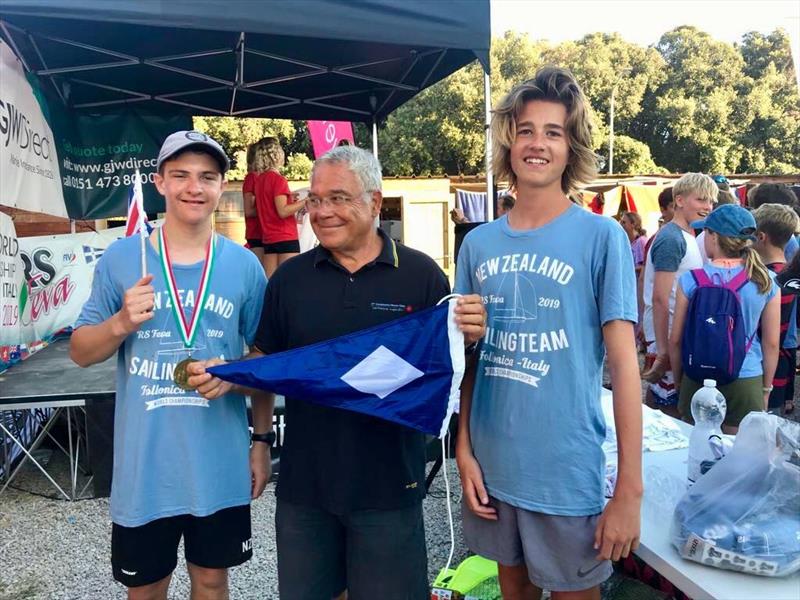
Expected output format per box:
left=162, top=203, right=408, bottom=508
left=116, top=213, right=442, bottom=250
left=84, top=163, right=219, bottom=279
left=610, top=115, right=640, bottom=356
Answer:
left=671, top=412, right=800, bottom=577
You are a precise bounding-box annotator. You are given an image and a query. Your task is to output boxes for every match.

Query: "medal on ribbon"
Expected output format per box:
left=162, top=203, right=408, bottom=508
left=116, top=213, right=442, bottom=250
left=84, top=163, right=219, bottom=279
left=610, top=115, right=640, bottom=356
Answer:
left=158, top=227, right=217, bottom=391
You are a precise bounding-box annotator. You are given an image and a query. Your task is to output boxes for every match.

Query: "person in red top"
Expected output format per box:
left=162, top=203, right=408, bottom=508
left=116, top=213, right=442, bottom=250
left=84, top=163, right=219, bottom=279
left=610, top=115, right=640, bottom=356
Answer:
left=252, top=137, right=306, bottom=277
left=242, top=141, right=264, bottom=263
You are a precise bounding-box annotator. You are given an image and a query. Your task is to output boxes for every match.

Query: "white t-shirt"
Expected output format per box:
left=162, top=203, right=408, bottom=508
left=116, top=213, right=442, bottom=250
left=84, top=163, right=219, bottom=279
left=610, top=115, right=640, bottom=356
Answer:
left=642, top=222, right=704, bottom=344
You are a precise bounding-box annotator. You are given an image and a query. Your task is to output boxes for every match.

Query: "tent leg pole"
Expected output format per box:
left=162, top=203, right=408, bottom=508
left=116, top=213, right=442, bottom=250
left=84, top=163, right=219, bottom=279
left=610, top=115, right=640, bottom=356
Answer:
left=70, top=219, right=76, bottom=234
left=372, top=117, right=378, bottom=159
left=484, top=72, right=494, bottom=220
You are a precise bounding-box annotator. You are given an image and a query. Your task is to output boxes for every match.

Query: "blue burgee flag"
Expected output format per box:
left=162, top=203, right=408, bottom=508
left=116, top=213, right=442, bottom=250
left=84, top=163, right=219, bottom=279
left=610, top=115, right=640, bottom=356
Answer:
left=208, top=299, right=465, bottom=437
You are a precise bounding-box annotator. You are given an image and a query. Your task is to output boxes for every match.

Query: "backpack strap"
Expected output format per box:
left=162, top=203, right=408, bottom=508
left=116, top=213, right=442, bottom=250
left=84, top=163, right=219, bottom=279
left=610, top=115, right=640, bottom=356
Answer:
left=691, top=269, right=713, bottom=287
left=744, top=330, right=757, bottom=354
left=725, top=269, right=749, bottom=293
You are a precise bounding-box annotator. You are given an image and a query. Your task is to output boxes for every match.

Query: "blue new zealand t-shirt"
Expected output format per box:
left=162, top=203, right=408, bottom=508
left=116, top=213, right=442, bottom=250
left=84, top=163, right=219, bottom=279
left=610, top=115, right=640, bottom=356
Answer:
left=455, top=205, right=637, bottom=516
left=75, top=234, right=266, bottom=527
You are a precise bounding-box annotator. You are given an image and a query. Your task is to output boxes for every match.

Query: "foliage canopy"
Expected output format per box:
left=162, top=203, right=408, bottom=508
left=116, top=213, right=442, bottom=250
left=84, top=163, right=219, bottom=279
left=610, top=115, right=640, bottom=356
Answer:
left=195, top=27, right=799, bottom=178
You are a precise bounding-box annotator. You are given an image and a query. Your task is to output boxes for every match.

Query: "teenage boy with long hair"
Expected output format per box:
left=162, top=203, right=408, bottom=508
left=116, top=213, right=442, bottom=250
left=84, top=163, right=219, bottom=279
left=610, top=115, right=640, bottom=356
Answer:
left=455, top=67, right=642, bottom=600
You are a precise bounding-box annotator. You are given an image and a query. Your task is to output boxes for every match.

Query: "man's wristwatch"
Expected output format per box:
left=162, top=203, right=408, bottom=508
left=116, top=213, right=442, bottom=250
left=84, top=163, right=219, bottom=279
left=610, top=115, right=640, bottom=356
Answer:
left=251, top=431, right=276, bottom=446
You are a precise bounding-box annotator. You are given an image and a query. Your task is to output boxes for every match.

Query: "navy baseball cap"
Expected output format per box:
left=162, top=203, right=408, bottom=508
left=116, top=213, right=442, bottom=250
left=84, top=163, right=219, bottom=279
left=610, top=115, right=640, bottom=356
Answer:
left=157, top=130, right=230, bottom=173
left=691, top=204, right=756, bottom=240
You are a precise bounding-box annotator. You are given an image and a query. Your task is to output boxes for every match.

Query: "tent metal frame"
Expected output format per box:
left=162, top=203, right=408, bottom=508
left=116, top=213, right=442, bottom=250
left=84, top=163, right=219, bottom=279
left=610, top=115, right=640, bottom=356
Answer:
left=1, top=7, right=493, bottom=201
left=0, top=21, right=450, bottom=122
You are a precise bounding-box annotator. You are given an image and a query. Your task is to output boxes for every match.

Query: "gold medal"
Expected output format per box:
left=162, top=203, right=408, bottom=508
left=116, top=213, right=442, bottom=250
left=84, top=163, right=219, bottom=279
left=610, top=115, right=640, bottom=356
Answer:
left=174, top=357, right=198, bottom=390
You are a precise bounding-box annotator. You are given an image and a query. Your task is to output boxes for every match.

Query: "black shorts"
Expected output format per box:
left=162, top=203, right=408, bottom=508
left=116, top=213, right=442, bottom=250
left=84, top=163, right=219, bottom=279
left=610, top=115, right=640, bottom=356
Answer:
left=263, top=239, right=300, bottom=254
left=111, top=504, right=252, bottom=588
left=246, top=238, right=264, bottom=249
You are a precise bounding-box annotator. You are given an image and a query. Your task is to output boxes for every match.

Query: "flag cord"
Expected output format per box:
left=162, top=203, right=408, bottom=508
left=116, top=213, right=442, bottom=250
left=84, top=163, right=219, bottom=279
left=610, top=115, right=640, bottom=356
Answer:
left=436, top=293, right=462, bottom=306
left=438, top=291, right=461, bottom=574
left=442, top=433, right=455, bottom=574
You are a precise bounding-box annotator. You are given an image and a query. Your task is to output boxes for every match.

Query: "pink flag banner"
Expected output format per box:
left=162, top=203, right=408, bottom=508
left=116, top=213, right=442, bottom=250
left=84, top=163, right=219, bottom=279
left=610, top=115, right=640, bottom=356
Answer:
left=307, top=120, right=355, bottom=158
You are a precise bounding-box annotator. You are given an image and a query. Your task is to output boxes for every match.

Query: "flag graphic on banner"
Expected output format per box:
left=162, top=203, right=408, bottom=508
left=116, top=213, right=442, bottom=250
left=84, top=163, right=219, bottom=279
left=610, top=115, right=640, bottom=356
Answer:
left=125, top=174, right=151, bottom=237
left=209, top=299, right=465, bottom=437
left=82, top=245, right=105, bottom=264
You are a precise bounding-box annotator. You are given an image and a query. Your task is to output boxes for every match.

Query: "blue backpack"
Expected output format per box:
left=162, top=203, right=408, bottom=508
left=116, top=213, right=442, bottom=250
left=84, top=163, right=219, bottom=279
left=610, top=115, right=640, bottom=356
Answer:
left=681, top=269, right=754, bottom=385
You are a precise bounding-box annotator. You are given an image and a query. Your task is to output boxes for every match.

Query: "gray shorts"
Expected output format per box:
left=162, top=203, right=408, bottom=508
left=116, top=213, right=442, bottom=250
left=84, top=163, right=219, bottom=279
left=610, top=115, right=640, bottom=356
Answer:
left=462, top=496, right=612, bottom=592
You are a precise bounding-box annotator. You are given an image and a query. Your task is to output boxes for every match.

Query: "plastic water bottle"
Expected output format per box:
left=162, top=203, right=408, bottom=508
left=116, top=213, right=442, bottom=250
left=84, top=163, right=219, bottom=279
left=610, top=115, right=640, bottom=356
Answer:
left=687, top=379, right=726, bottom=483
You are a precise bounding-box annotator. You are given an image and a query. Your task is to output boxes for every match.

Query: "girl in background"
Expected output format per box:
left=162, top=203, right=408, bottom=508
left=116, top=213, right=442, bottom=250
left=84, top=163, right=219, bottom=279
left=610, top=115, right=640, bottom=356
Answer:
left=621, top=211, right=648, bottom=277
left=252, top=138, right=305, bottom=277
left=242, top=141, right=264, bottom=263
left=669, top=204, right=780, bottom=434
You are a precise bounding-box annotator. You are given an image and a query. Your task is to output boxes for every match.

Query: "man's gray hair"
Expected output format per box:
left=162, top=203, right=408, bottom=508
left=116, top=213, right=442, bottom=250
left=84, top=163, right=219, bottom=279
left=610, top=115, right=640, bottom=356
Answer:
left=313, top=145, right=383, bottom=193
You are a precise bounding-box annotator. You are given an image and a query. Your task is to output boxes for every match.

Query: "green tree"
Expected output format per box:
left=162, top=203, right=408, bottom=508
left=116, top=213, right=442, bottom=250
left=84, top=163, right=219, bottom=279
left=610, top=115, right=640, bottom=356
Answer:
left=598, top=135, right=668, bottom=174
left=379, top=31, right=545, bottom=176
left=284, top=153, right=313, bottom=180
left=379, top=62, right=486, bottom=175
left=630, top=26, right=749, bottom=173
left=192, top=116, right=296, bottom=178
left=735, top=30, right=800, bottom=173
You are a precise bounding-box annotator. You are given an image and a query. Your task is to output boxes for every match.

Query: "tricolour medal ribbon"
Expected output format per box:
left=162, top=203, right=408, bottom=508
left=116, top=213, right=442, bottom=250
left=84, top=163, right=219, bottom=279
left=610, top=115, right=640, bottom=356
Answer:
left=158, top=227, right=216, bottom=349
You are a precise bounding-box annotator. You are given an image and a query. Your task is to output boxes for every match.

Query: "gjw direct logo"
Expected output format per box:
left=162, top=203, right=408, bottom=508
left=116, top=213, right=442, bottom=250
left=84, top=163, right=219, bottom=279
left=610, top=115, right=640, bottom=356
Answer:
left=0, top=97, right=52, bottom=158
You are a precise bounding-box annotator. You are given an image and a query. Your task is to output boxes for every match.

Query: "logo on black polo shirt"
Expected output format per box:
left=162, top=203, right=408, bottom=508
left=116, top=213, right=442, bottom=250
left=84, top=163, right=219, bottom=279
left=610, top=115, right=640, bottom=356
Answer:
left=371, top=302, right=414, bottom=313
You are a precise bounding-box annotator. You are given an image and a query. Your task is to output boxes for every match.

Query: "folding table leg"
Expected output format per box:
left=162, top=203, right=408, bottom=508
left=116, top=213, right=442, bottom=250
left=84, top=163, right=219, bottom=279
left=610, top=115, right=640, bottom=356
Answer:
left=67, top=407, right=76, bottom=499
left=0, top=420, right=70, bottom=500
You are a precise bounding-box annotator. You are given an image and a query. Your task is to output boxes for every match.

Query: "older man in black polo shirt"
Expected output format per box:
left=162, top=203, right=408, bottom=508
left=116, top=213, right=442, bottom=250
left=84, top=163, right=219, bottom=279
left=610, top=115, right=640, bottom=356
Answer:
left=253, top=145, right=485, bottom=598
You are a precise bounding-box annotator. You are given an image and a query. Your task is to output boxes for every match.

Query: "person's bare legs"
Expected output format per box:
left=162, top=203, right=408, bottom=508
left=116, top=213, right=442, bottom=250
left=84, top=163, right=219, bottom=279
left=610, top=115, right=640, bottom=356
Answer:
left=551, top=586, right=601, bottom=600
left=249, top=247, right=264, bottom=264
left=644, top=388, right=682, bottom=419
left=658, top=403, right=681, bottom=419
left=127, top=574, right=171, bottom=600
left=262, top=253, right=278, bottom=278
left=276, top=252, right=299, bottom=268
left=187, top=563, right=229, bottom=600
left=497, top=564, right=542, bottom=600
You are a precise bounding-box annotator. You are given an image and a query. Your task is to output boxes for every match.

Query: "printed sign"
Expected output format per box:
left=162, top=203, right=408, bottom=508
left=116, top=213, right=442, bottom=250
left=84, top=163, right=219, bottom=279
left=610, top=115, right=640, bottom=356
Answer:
left=307, top=120, right=355, bottom=158
left=0, top=40, right=68, bottom=217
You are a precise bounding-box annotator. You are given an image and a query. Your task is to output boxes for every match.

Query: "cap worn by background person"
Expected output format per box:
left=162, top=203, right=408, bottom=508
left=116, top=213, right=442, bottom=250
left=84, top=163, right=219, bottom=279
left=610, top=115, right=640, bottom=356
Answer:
left=691, top=203, right=756, bottom=240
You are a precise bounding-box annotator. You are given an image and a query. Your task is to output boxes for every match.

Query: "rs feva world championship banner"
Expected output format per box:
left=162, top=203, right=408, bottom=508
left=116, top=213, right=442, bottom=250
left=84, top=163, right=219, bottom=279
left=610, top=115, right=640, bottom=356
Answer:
left=0, top=215, right=160, bottom=347
left=0, top=39, right=191, bottom=220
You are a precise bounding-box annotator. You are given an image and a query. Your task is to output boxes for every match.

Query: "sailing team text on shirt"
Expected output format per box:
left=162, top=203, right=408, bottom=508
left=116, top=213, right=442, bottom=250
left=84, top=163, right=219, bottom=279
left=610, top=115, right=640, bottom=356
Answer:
left=474, top=250, right=573, bottom=383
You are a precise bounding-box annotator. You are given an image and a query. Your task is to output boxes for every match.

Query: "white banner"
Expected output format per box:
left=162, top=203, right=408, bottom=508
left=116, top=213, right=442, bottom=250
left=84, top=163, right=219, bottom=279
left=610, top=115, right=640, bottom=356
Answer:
left=0, top=212, right=25, bottom=345
left=0, top=222, right=159, bottom=346
left=0, top=40, right=68, bottom=218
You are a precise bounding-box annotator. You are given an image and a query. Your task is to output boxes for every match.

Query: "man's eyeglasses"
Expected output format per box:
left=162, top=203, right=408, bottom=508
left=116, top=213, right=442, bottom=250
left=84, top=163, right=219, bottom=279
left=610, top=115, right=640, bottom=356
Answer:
left=305, top=193, right=369, bottom=210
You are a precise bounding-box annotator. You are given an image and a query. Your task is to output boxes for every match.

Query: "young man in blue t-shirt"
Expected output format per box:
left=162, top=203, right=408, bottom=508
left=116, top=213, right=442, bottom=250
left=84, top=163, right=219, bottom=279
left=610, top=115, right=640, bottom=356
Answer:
left=71, top=131, right=270, bottom=599
left=455, top=67, right=643, bottom=599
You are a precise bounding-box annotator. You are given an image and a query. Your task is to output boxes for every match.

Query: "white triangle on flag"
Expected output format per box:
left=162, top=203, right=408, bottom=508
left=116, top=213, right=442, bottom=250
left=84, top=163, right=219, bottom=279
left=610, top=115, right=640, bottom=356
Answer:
left=340, top=345, right=424, bottom=399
